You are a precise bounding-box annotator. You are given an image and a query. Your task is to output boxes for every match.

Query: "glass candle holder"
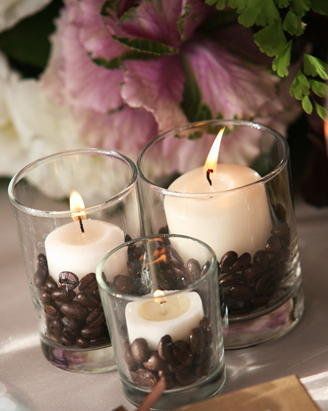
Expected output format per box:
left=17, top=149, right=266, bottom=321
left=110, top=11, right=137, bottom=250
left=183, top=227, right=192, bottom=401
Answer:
left=8, top=149, right=141, bottom=372
left=96, top=234, right=225, bottom=409
left=137, top=120, right=304, bottom=349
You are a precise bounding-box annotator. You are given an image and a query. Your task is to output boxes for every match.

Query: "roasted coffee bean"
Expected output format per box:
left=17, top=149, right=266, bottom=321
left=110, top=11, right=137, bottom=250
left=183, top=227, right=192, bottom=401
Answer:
left=253, top=250, right=271, bottom=269
left=265, top=235, right=282, bottom=253
left=81, top=325, right=105, bottom=339
left=44, top=277, right=58, bottom=292
left=158, top=335, right=175, bottom=363
left=271, top=223, right=290, bottom=241
left=231, top=253, right=251, bottom=272
left=131, top=338, right=150, bottom=364
left=169, top=247, right=184, bottom=266
left=186, top=259, right=201, bottom=279
left=60, top=335, right=75, bottom=346
left=79, top=273, right=96, bottom=291
left=227, top=284, right=252, bottom=302
left=243, top=267, right=257, bottom=282
left=124, top=343, right=139, bottom=371
left=47, top=318, right=62, bottom=336
left=219, top=272, right=244, bottom=286
left=62, top=326, right=77, bottom=339
left=40, top=290, right=51, bottom=304
left=189, top=327, right=205, bottom=355
left=61, top=316, right=82, bottom=331
left=174, top=367, right=197, bottom=386
left=220, top=251, right=238, bottom=272
left=201, top=261, right=211, bottom=276
left=34, top=267, right=48, bottom=288
left=59, top=302, right=88, bottom=320
left=195, top=351, right=211, bottom=377
left=143, top=352, right=167, bottom=371
left=88, top=312, right=105, bottom=328
left=58, top=271, right=79, bottom=290
left=86, top=309, right=102, bottom=324
left=173, top=341, right=192, bottom=367
left=112, top=275, right=134, bottom=294
left=44, top=304, right=59, bottom=318
left=89, top=337, right=108, bottom=347
left=76, top=337, right=89, bottom=348
left=252, top=295, right=269, bottom=308
left=158, top=369, right=175, bottom=389
left=131, top=369, right=158, bottom=388
left=255, top=272, right=276, bottom=296
left=52, top=289, right=75, bottom=302
left=274, top=203, right=286, bottom=222
left=37, top=253, right=48, bottom=269
left=125, top=234, right=132, bottom=242
left=158, top=226, right=169, bottom=234
left=76, top=292, right=99, bottom=309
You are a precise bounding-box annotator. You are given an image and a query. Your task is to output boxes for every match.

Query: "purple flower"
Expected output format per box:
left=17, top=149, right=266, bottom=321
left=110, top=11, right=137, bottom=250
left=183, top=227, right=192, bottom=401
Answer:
left=42, top=0, right=298, bottom=161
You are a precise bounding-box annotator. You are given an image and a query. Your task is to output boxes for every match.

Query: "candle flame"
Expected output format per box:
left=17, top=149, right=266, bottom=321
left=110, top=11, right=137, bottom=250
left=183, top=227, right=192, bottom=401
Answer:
left=69, top=190, right=86, bottom=222
left=204, top=127, right=225, bottom=173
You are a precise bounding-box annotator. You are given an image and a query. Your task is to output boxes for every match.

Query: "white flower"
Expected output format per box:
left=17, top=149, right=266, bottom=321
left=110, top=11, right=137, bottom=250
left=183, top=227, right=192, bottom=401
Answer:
left=0, top=0, right=51, bottom=32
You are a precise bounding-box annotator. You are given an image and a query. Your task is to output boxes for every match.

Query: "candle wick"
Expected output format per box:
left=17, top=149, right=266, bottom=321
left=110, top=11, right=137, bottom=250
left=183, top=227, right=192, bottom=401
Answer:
left=159, top=299, right=167, bottom=315
left=78, top=216, right=85, bottom=233
left=206, top=169, right=213, bottom=186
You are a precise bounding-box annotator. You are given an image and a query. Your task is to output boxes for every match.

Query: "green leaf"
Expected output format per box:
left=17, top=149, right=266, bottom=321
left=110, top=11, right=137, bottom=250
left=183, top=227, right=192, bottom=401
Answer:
left=254, top=23, right=287, bottom=57
left=272, top=41, right=291, bottom=77
left=314, top=103, right=328, bottom=120
left=236, top=0, right=280, bottom=27
left=290, top=71, right=310, bottom=99
left=181, top=61, right=212, bottom=122
left=112, top=35, right=178, bottom=56
left=274, top=0, right=290, bottom=8
left=301, top=95, right=313, bottom=114
left=283, top=11, right=304, bottom=35
left=311, top=0, right=328, bottom=15
left=304, top=54, right=328, bottom=80
left=310, top=80, right=328, bottom=98
left=291, top=0, right=311, bottom=16
left=101, top=0, right=118, bottom=16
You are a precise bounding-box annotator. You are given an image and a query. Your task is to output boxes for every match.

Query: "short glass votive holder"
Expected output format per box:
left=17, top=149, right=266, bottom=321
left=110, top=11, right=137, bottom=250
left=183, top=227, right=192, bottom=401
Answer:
left=137, top=120, right=304, bottom=349
left=96, top=234, right=225, bottom=409
left=8, top=148, right=141, bottom=372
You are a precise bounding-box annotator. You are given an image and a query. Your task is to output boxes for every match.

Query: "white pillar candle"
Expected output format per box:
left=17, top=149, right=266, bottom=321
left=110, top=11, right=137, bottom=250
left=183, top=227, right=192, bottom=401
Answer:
left=125, top=291, right=204, bottom=349
left=164, top=130, right=272, bottom=261
left=45, top=190, right=125, bottom=280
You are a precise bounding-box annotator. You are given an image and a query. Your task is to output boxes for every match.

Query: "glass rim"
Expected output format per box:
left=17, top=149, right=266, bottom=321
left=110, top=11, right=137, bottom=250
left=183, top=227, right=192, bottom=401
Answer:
left=137, top=119, right=289, bottom=198
left=96, top=233, right=218, bottom=301
left=8, top=148, right=138, bottom=218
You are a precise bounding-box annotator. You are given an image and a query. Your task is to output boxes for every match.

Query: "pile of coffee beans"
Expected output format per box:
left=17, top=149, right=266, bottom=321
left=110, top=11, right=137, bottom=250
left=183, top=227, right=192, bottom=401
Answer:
left=34, top=254, right=109, bottom=348
left=125, top=317, right=212, bottom=389
left=111, top=237, right=206, bottom=295
left=218, top=221, right=291, bottom=315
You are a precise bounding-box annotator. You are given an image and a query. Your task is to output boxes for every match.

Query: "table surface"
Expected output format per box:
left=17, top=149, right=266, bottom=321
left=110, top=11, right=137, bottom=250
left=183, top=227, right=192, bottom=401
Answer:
left=1, top=186, right=328, bottom=411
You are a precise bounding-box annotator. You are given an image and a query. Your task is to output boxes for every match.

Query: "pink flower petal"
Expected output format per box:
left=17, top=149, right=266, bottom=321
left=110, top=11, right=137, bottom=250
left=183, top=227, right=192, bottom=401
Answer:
left=122, top=56, right=186, bottom=130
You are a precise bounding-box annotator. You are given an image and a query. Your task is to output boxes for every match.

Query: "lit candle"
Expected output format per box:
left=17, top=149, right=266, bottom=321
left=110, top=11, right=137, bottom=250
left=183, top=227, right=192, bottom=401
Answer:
left=125, top=290, right=204, bottom=349
left=164, top=128, right=272, bottom=260
left=45, top=190, right=125, bottom=280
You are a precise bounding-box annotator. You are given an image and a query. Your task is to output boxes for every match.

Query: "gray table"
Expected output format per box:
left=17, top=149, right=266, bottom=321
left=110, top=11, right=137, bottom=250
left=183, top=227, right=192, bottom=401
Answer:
left=1, top=187, right=328, bottom=411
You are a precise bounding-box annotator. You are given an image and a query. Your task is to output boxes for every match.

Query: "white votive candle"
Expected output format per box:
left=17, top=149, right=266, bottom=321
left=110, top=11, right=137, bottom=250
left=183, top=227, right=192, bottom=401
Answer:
left=125, top=291, right=204, bottom=349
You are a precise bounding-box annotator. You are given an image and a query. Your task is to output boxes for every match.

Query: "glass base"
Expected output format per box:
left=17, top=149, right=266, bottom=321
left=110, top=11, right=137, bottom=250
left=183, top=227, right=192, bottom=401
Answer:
left=40, top=335, right=116, bottom=373
left=224, top=284, right=304, bottom=349
left=123, top=365, right=226, bottom=410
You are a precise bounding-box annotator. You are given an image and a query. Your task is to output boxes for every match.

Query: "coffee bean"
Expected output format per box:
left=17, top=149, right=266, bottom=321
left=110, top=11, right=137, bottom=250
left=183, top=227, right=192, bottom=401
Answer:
left=76, top=337, right=89, bottom=348
left=189, top=328, right=205, bottom=355
left=52, top=289, right=75, bottom=302
left=37, top=253, right=48, bottom=269
left=124, top=343, right=139, bottom=371
left=253, top=250, right=270, bottom=270
left=201, top=261, right=211, bottom=276
left=159, top=226, right=169, bottom=234
left=75, top=292, right=99, bottom=309
left=143, top=352, right=166, bottom=371
left=44, top=304, right=59, bottom=318
left=158, top=335, right=175, bottom=363
left=47, top=318, right=62, bottom=336
left=86, top=309, right=102, bottom=324
left=265, top=235, right=282, bottom=253
left=186, top=259, right=201, bottom=279
left=131, top=369, right=158, bottom=388
left=63, top=326, right=77, bottom=339
left=59, top=302, right=88, bottom=320
left=44, top=277, right=58, bottom=292
left=173, top=341, right=192, bottom=367
left=60, top=335, right=75, bottom=346
left=88, top=312, right=105, bottom=328
left=243, top=268, right=257, bottom=282
left=40, top=290, right=51, bottom=304
left=89, top=337, right=108, bottom=347
left=255, top=272, right=276, bottom=296
left=219, top=272, right=244, bottom=286
left=34, top=267, right=48, bottom=288
left=174, top=367, right=197, bottom=386
left=131, top=338, right=150, bottom=364
left=271, top=223, right=290, bottom=241
left=227, top=284, right=252, bottom=302
left=231, top=253, right=251, bottom=272
left=252, top=295, right=269, bottom=308
left=125, top=234, right=132, bottom=242
left=169, top=247, right=184, bottom=266
left=158, top=369, right=175, bottom=389
left=61, top=316, right=82, bottom=332
left=274, top=203, right=286, bottom=222
left=81, top=325, right=105, bottom=339
left=58, top=271, right=79, bottom=290
left=112, top=275, right=134, bottom=294
left=220, top=251, right=238, bottom=272
left=79, top=273, right=96, bottom=291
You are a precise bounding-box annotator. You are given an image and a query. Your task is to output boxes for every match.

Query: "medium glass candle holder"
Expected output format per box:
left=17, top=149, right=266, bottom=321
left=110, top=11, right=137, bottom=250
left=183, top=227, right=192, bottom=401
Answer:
left=8, top=149, right=141, bottom=372
left=96, top=234, right=225, bottom=409
left=137, top=120, right=304, bottom=349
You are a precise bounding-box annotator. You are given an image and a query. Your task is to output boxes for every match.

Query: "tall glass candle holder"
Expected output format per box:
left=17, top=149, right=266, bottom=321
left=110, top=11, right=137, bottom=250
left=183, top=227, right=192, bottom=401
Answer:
left=137, top=120, right=304, bottom=349
left=96, top=234, right=225, bottom=409
left=8, top=149, right=141, bottom=372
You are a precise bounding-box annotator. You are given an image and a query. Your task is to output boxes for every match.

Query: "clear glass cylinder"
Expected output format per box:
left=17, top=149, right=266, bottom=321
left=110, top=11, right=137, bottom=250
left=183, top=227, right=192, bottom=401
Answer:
left=96, top=234, right=225, bottom=408
left=8, top=149, right=141, bottom=372
left=137, top=120, right=304, bottom=348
